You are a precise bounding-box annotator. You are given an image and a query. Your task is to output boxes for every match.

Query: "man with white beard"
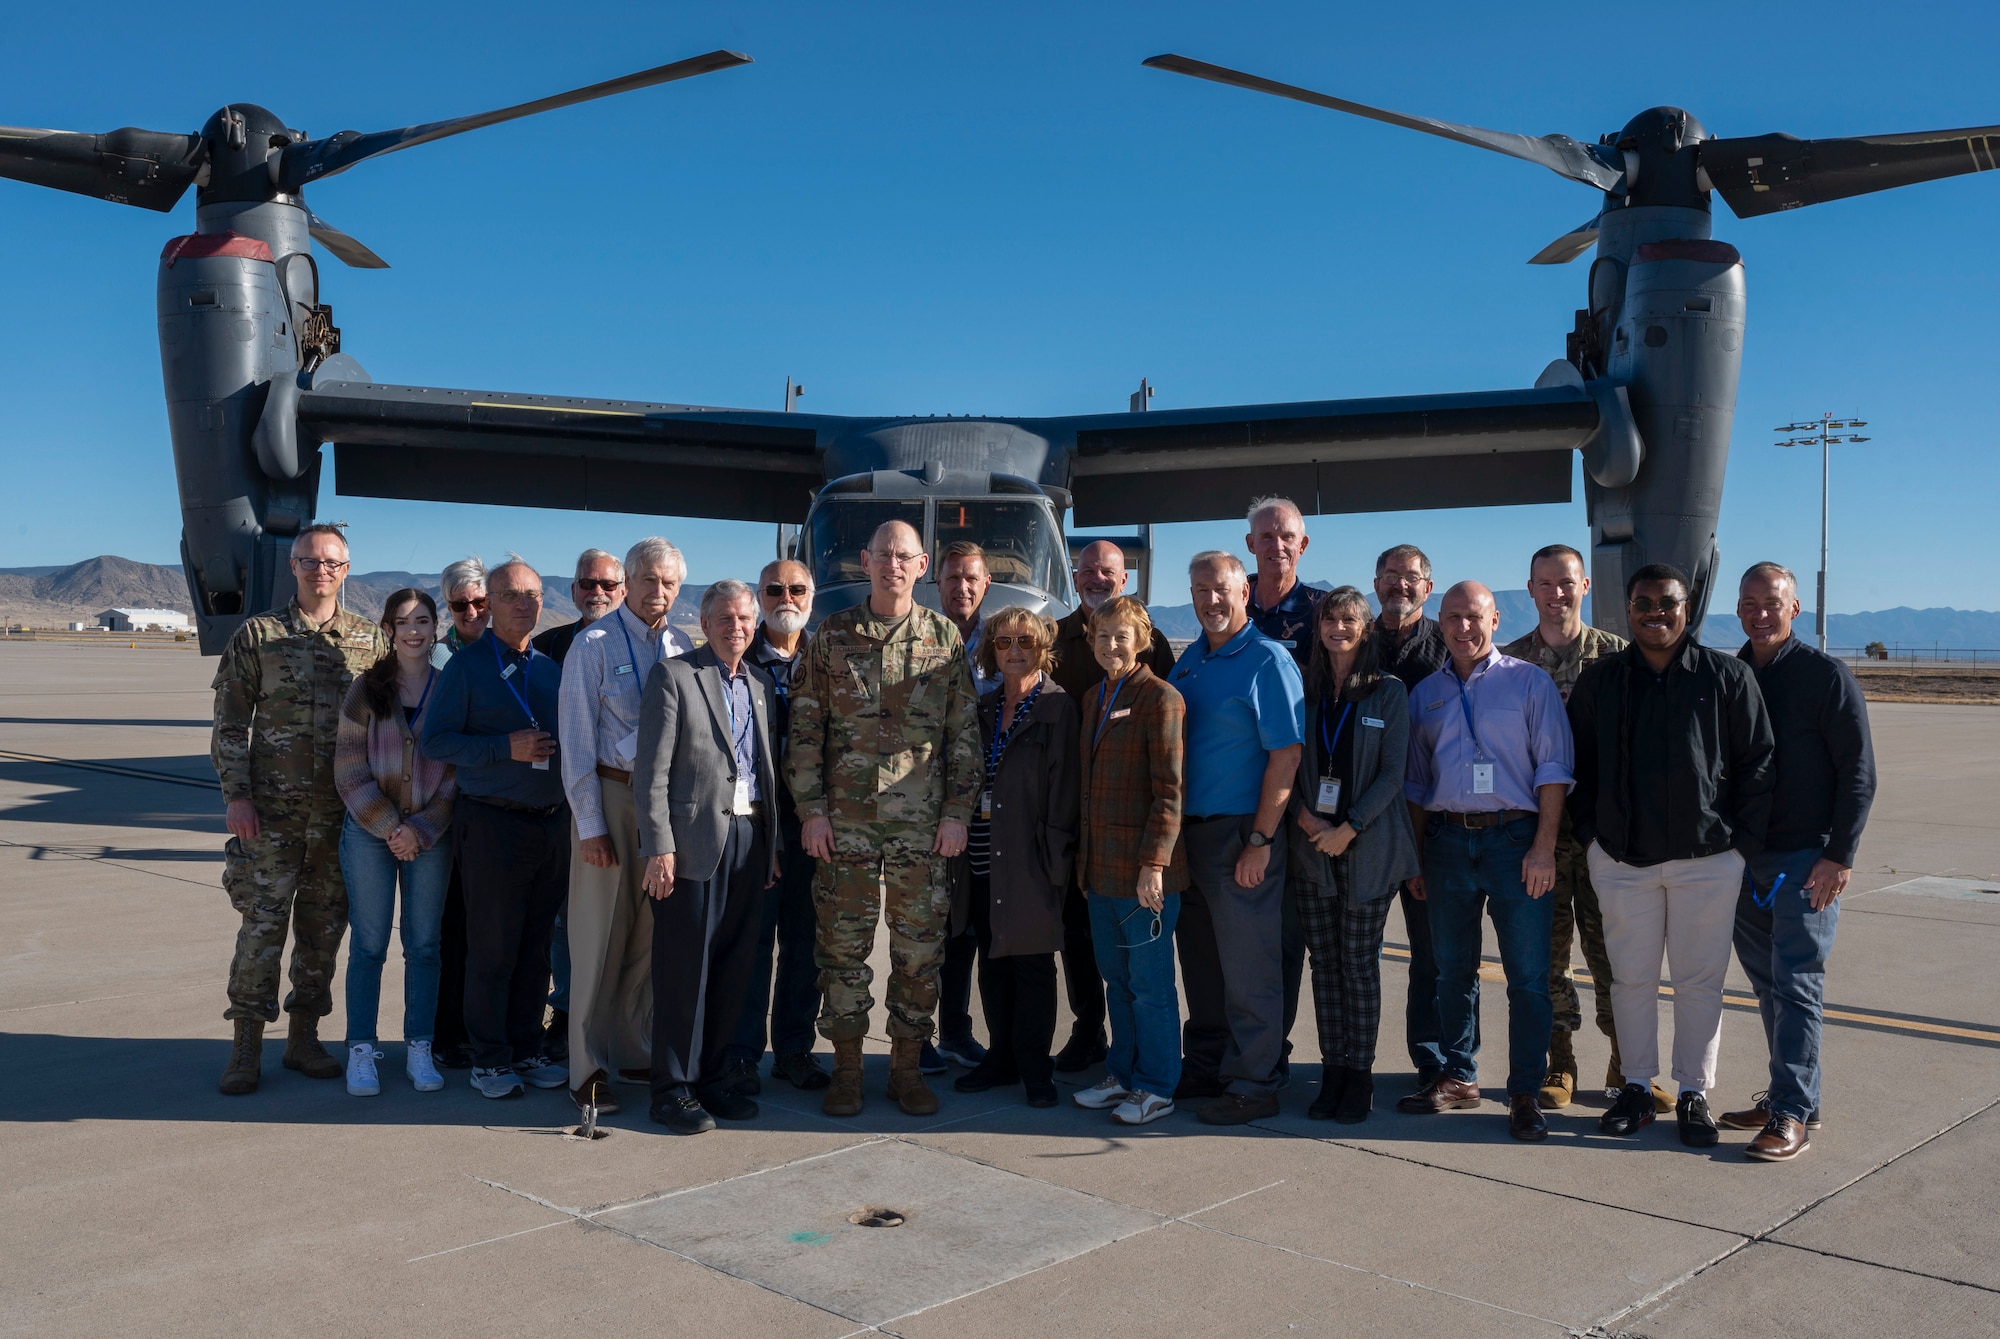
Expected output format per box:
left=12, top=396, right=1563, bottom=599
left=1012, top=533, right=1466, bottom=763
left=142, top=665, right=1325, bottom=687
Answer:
left=1048, top=539, right=1177, bottom=1070
left=716, top=559, right=834, bottom=1093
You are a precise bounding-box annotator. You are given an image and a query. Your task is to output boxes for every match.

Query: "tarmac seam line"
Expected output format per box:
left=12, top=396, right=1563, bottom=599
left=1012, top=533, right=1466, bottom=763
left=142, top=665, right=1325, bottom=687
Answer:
left=404, top=1216, right=573, bottom=1263
left=1758, top=1236, right=2000, bottom=1297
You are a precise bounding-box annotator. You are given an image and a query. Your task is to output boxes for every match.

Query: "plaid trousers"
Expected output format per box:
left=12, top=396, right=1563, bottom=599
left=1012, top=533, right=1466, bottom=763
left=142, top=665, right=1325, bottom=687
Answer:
left=1295, top=886, right=1395, bottom=1070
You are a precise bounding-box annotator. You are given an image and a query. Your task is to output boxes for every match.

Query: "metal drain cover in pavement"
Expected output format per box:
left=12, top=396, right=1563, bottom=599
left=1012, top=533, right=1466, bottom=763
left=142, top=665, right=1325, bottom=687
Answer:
left=598, top=1140, right=1160, bottom=1327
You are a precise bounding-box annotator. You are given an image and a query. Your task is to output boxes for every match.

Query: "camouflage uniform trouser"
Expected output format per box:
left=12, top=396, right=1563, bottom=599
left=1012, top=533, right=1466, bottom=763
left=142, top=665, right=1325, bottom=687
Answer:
left=813, top=820, right=949, bottom=1043
left=1551, top=830, right=1617, bottom=1041
left=223, top=807, right=349, bottom=1022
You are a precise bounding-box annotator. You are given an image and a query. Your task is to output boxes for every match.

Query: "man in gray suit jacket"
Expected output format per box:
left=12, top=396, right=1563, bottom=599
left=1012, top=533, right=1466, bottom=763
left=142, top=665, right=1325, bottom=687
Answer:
left=635, top=580, right=784, bottom=1135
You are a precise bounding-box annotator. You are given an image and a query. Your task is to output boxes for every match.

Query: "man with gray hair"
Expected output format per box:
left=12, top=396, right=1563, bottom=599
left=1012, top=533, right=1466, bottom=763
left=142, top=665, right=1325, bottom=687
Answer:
left=1245, top=496, right=1321, bottom=670
left=431, top=556, right=490, bottom=669
left=534, top=548, right=626, bottom=664
left=554, top=536, right=694, bottom=1111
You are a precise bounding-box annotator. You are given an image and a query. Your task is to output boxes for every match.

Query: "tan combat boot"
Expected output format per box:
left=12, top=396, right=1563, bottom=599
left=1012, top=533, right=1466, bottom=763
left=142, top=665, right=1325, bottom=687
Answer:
left=1540, top=1028, right=1577, bottom=1109
left=823, top=1037, right=865, bottom=1117
left=281, top=1010, right=342, bottom=1079
left=219, top=1018, right=264, bottom=1095
left=887, top=1037, right=939, bottom=1116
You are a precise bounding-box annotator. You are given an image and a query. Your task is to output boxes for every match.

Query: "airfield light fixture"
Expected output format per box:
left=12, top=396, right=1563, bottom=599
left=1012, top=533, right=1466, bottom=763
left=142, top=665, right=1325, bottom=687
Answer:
left=1773, top=413, right=1874, bottom=652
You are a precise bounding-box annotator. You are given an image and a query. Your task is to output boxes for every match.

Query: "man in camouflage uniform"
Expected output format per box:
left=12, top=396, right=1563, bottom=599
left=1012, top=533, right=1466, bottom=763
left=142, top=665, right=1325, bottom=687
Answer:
left=212, top=523, right=388, bottom=1094
left=787, top=519, right=981, bottom=1116
left=1500, top=544, right=1632, bottom=1109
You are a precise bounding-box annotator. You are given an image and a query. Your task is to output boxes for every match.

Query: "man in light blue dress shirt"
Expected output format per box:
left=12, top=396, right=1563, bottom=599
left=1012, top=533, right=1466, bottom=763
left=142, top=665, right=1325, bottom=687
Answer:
left=1399, top=581, right=1573, bottom=1142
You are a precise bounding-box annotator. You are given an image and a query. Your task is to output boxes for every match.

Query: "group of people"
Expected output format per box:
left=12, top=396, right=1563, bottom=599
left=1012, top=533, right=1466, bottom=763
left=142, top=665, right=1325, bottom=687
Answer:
left=209, top=496, right=1873, bottom=1161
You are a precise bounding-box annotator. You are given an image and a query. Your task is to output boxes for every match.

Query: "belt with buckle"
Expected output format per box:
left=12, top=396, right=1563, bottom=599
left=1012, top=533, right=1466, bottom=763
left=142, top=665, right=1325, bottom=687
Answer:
left=596, top=764, right=631, bottom=784
left=466, top=794, right=566, bottom=819
left=1438, top=809, right=1536, bottom=829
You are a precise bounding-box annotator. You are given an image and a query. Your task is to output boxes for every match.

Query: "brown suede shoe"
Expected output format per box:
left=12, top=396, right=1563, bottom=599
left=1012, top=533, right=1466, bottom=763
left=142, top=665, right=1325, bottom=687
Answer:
left=823, top=1037, right=865, bottom=1117
left=1508, top=1093, right=1548, bottom=1142
left=887, top=1037, right=939, bottom=1116
left=281, top=1011, right=341, bottom=1079
left=1396, top=1076, right=1481, bottom=1114
left=219, top=1018, right=264, bottom=1095
left=1746, top=1114, right=1811, bottom=1162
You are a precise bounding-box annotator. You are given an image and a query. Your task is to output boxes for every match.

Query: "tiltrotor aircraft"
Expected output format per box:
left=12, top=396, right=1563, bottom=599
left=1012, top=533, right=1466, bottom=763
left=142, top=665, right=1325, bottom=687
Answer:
left=3, top=48, right=1993, bottom=652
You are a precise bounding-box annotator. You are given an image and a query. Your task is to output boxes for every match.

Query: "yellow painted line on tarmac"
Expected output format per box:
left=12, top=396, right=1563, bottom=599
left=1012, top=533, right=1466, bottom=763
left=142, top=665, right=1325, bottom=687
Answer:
left=467, top=401, right=643, bottom=417
left=1379, top=945, right=2000, bottom=1047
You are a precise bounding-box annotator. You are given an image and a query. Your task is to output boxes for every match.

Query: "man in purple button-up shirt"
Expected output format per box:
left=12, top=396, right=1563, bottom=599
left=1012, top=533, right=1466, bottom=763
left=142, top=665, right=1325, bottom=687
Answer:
left=1397, top=581, right=1574, bottom=1142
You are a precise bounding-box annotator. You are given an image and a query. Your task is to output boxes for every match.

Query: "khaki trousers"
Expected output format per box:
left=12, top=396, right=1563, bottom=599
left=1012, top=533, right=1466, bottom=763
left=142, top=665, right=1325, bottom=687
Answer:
left=1588, top=844, right=1744, bottom=1094
left=567, top=778, right=654, bottom=1088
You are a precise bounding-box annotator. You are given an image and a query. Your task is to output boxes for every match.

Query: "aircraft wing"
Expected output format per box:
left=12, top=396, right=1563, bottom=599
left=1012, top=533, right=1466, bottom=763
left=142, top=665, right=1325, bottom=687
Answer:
left=1059, top=385, right=1606, bottom=526
left=299, top=380, right=825, bottom=524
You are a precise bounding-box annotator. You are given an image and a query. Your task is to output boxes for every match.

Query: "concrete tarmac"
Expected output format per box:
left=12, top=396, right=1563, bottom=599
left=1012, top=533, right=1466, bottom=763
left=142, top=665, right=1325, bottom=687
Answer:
left=2, top=641, right=1996, bottom=1338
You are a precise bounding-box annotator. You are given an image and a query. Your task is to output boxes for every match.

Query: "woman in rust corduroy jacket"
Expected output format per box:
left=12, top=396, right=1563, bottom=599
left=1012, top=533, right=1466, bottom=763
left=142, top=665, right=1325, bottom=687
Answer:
left=1072, top=596, right=1188, bottom=1125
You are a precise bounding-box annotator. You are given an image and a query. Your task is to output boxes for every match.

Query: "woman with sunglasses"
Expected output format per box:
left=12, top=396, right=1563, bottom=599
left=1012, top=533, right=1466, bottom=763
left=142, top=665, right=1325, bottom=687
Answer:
left=335, top=589, right=460, bottom=1095
left=431, top=556, right=491, bottom=668
left=1287, top=586, right=1420, bottom=1123
left=1071, top=596, right=1188, bottom=1126
left=951, top=607, right=1081, bottom=1108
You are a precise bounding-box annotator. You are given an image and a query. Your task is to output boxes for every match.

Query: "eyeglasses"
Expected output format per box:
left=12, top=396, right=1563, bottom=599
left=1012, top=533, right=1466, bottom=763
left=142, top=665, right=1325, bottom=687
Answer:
left=1116, top=901, right=1163, bottom=946
left=574, top=578, right=623, bottom=593
left=1378, top=572, right=1428, bottom=589
left=293, top=558, right=349, bottom=573
left=448, top=597, right=488, bottom=613
left=988, top=635, right=1042, bottom=650
left=868, top=550, right=924, bottom=568
left=491, top=590, right=543, bottom=605
left=1628, top=595, right=1685, bottom=614
left=763, top=583, right=811, bottom=599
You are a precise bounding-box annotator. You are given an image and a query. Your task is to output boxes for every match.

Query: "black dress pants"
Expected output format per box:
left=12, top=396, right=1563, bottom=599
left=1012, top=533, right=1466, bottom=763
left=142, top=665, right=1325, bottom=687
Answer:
left=455, top=799, right=570, bottom=1070
left=1060, top=882, right=1106, bottom=1041
left=970, top=874, right=1058, bottom=1086
left=431, top=854, right=470, bottom=1053
left=652, top=814, right=767, bottom=1101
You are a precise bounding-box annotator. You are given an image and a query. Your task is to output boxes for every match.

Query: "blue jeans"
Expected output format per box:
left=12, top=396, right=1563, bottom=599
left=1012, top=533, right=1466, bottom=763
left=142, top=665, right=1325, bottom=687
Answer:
left=339, top=813, right=452, bottom=1044
left=1734, top=847, right=1839, bottom=1123
left=1089, top=891, right=1182, bottom=1098
left=1422, top=816, right=1553, bottom=1098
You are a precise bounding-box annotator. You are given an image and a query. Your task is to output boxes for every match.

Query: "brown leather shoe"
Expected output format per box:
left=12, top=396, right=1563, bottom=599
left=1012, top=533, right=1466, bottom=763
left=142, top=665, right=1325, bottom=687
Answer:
left=1396, top=1076, right=1481, bottom=1114
left=887, top=1037, right=940, bottom=1116
left=280, top=1011, right=341, bottom=1079
left=219, top=1018, right=264, bottom=1095
left=1745, top=1114, right=1810, bottom=1162
left=823, top=1037, right=865, bottom=1117
left=1721, top=1094, right=1823, bottom=1131
left=1509, top=1093, right=1548, bottom=1141
left=571, top=1070, right=619, bottom=1115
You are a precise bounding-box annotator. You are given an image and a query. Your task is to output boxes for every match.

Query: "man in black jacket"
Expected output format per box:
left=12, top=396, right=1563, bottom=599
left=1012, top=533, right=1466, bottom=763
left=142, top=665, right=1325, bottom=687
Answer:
left=1568, top=562, right=1775, bottom=1148
left=1718, top=563, right=1875, bottom=1162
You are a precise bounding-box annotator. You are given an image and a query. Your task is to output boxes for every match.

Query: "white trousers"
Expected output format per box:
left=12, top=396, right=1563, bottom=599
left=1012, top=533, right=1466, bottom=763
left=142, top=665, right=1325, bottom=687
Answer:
left=1587, top=844, right=1745, bottom=1094
left=567, top=778, right=654, bottom=1088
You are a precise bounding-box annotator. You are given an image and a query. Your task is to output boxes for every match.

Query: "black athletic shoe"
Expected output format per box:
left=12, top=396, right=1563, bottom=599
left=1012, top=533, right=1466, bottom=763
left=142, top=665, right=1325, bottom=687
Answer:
left=1599, top=1083, right=1657, bottom=1137
left=1053, top=1028, right=1108, bottom=1074
left=717, top=1054, right=762, bottom=1096
left=772, top=1051, right=831, bottom=1091
left=650, top=1087, right=716, bottom=1136
left=1676, top=1091, right=1720, bottom=1148
left=699, top=1085, right=759, bottom=1122
left=432, top=1043, right=476, bottom=1071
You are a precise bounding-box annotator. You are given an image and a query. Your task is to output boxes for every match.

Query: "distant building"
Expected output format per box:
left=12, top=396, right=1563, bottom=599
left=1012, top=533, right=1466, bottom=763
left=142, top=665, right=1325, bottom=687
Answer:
left=98, top=608, right=190, bottom=633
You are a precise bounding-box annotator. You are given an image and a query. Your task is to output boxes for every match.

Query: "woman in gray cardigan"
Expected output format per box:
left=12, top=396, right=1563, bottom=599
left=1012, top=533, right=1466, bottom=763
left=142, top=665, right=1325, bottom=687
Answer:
left=1287, top=585, right=1420, bottom=1123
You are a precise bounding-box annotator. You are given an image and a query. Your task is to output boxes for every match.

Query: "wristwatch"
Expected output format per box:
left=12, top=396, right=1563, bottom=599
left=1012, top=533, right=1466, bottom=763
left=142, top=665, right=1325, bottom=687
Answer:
left=1246, top=829, right=1273, bottom=848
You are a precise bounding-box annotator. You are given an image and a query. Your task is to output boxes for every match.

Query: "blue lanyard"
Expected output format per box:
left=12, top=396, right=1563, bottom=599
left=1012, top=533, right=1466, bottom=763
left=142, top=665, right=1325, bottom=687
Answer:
left=1452, top=666, right=1486, bottom=760
left=489, top=635, right=537, bottom=729
left=1093, top=675, right=1126, bottom=752
left=1319, top=697, right=1353, bottom=764
left=989, top=677, right=1043, bottom=775
left=409, top=667, right=436, bottom=724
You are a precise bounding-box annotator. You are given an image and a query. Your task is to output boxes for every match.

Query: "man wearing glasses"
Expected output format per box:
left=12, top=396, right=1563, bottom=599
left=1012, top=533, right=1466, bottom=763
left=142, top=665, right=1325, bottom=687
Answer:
left=1568, top=563, right=1774, bottom=1148
left=788, top=520, right=982, bottom=1117
left=423, top=558, right=571, bottom=1099
left=533, top=549, right=627, bottom=664
left=214, top=523, right=388, bottom=1094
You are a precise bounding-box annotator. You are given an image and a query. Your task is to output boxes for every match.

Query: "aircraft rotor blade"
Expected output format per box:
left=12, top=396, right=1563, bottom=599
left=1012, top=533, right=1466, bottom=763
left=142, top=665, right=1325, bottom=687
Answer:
left=1527, top=214, right=1603, bottom=265
left=1143, top=53, right=1625, bottom=192
left=307, top=210, right=389, bottom=268
left=278, top=49, right=751, bottom=192
left=1701, top=124, right=2000, bottom=218
left=0, top=124, right=203, bottom=211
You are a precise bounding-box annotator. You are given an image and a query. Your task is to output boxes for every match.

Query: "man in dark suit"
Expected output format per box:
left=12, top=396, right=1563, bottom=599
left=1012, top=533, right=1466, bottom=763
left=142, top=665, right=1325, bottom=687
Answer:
left=634, top=579, right=783, bottom=1135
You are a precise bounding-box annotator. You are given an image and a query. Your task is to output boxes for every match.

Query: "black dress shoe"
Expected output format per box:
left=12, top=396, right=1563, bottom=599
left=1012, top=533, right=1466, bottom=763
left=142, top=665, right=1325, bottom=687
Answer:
left=1024, top=1083, right=1059, bottom=1108
left=717, top=1054, right=762, bottom=1096
left=1509, top=1093, right=1548, bottom=1142
left=1676, top=1091, right=1720, bottom=1148
left=1599, top=1083, right=1657, bottom=1137
left=772, top=1051, right=831, bottom=1091
left=1332, top=1067, right=1374, bottom=1125
left=433, top=1043, right=476, bottom=1070
left=1173, top=1073, right=1226, bottom=1101
left=1196, top=1091, right=1281, bottom=1125
left=1307, top=1065, right=1349, bottom=1120
left=1053, top=1028, right=1108, bottom=1074
left=650, top=1088, right=716, bottom=1136
left=698, top=1085, right=759, bottom=1121
left=954, top=1060, right=1021, bottom=1093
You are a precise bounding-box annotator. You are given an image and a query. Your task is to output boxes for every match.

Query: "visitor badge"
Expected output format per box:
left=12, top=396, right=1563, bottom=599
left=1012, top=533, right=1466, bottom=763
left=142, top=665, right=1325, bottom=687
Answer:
left=979, top=788, right=992, bottom=820
left=1362, top=717, right=1385, bottom=729
left=1316, top=777, right=1342, bottom=815
left=732, top=775, right=753, bottom=814
left=615, top=731, right=638, bottom=767
left=1472, top=762, right=1495, bottom=795
left=501, top=662, right=517, bottom=679
left=614, top=662, right=634, bottom=676
left=531, top=757, right=549, bottom=771
left=1109, top=708, right=1131, bottom=721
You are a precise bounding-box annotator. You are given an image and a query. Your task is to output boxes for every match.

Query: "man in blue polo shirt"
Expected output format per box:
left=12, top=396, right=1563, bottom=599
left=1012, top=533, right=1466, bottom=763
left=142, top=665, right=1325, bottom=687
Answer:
left=1169, top=550, right=1306, bottom=1124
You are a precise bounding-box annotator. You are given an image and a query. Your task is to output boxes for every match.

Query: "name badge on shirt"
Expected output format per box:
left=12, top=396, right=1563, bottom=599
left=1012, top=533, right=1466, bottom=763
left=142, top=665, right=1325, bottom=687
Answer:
left=1362, top=717, right=1385, bottom=729
left=732, top=775, right=753, bottom=815
left=1315, top=777, right=1342, bottom=815
left=1109, top=708, right=1132, bottom=721
left=614, top=662, right=634, bottom=676
left=1471, top=762, right=1495, bottom=795
left=500, top=662, right=518, bottom=680
left=531, top=757, right=550, bottom=772
left=979, top=788, right=992, bottom=820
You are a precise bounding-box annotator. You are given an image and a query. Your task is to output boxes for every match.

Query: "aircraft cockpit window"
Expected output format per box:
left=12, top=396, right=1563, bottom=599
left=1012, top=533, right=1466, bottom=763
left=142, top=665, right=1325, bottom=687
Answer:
left=808, top=500, right=926, bottom=586
left=934, top=500, right=1068, bottom=599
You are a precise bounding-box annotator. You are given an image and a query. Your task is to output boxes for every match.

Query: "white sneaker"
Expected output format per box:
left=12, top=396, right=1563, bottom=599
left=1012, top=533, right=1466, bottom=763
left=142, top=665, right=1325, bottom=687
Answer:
left=346, top=1043, right=383, bottom=1097
left=1112, top=1090, right=1174, bottom=1125
left=513, top=1053, right=568, bottom=1089
left=471, top=1065, right=525, bottom=1099
left=1073, top=1075, right=1132, bottom=1110
left=406, top=1040, right=444, bottom=1092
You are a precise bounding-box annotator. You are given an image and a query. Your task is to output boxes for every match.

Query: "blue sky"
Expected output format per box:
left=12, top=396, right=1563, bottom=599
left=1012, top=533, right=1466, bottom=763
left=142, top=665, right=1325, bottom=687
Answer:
left=2, top=1, right=1995, bottom=614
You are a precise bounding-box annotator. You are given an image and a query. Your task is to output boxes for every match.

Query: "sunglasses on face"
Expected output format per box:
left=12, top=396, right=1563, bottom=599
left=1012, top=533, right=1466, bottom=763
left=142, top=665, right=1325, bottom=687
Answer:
left=764, top=583, right=811, bottom=599
left=1628, top=595, right=1685, bottom=614
left=448, top=598, right=488, bottom=613
left=989, top=635, right=1042, bottom=650
left=574, top=578, right=622, bottom=593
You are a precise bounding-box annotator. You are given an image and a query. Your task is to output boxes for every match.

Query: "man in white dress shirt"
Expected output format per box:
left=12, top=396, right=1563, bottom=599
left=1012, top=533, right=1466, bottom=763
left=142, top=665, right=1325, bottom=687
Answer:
left=555, top=537, right=695, bottom=1111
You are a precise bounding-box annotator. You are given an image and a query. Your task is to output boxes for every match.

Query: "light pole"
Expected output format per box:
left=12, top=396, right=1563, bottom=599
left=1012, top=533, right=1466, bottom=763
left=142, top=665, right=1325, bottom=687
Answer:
left=1774, top=413, right=1870, bottom=653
